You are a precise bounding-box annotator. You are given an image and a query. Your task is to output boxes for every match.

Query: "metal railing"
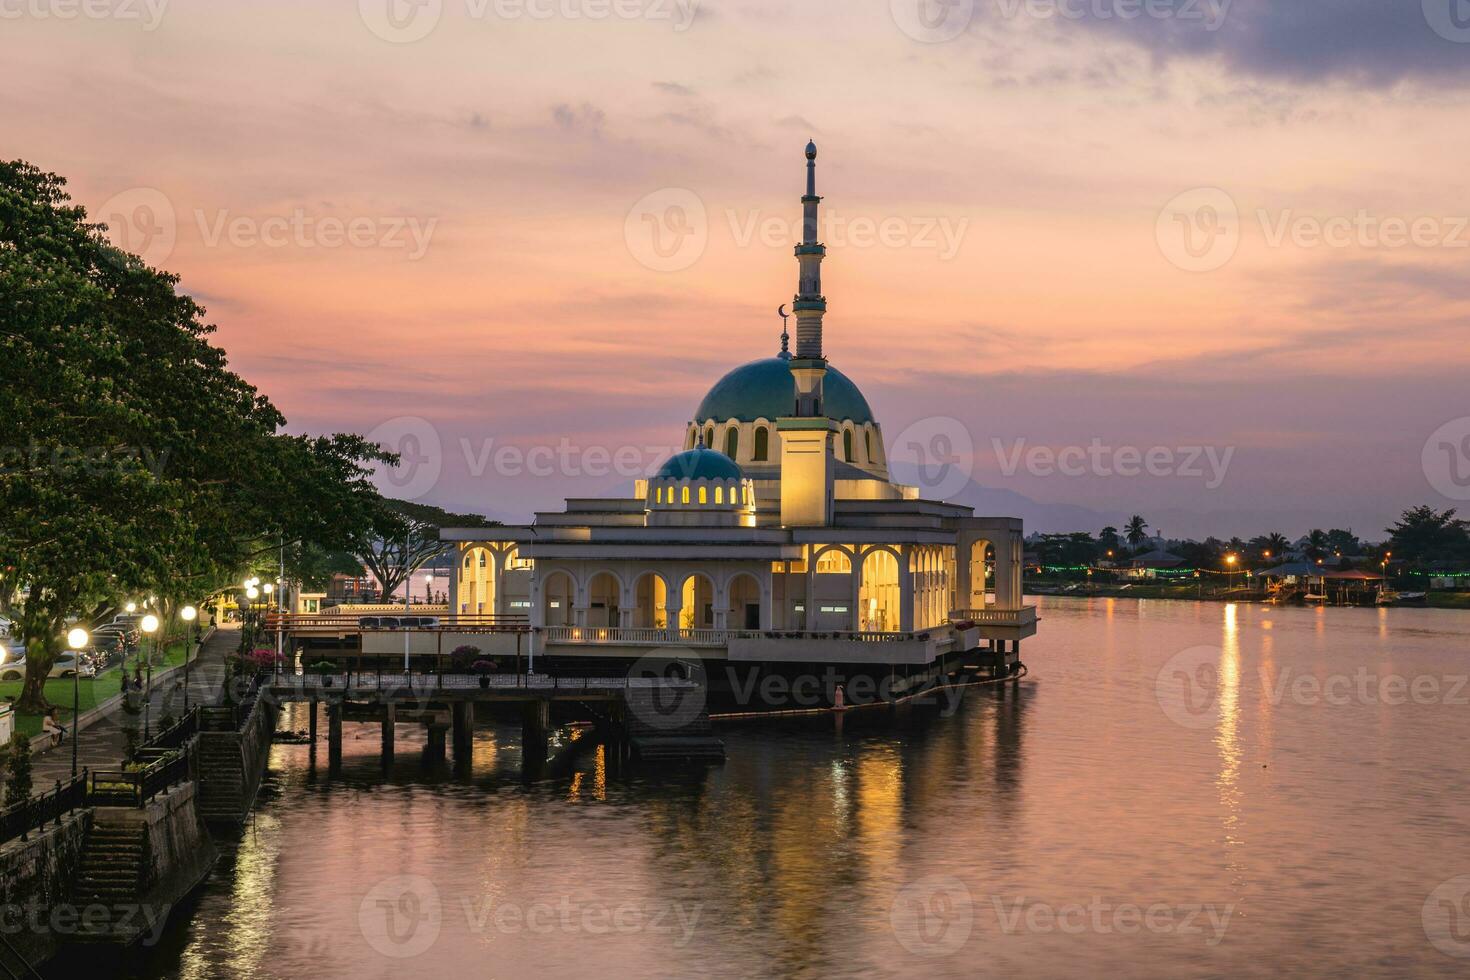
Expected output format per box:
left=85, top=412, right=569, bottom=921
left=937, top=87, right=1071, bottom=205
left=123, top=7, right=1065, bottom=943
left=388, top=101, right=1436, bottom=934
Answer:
left=145, top=706, right=200, bottom=750
left=540, top=625, right=946, bottom=646
left=0, top=776, right=86, bottom=845
left=949, top=607, right=1039, bottom=626
left=88, top=743, right=195, bottom=809
left=265, top=612, right=530, bottom=634
left=267, top=671, right=699, bottom=694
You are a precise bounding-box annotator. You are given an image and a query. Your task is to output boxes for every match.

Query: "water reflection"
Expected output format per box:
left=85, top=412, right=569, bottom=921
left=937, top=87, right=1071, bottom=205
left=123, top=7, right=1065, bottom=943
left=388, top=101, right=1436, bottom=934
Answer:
left=67, top=600, right=1470, bottom=979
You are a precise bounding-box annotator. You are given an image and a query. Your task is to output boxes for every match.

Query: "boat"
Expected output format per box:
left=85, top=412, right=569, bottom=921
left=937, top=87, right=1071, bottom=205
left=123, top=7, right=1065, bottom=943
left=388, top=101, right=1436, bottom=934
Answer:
left=1379, top=590, right=1427, bottom=607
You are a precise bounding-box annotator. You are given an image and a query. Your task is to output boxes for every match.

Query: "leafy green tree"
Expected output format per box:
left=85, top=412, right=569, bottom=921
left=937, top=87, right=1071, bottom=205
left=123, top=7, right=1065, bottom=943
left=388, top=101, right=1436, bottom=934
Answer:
left=1098, top=526, right=1122, bottom=555
left=1385, top=507, right=1470, bottom=565
left=1248, top=533, right=1291, bottom=561
left=1325, top=528, right=1361, bottom=556
left=351, top=498, right=498, bottom=602
left=0, top=160, right=391, bottom=711
left=1124, top=515, right=1149, bottom=549
left=1304, top=529, right=1330, bottom=561
left=4, top=732, right=33, bottom=807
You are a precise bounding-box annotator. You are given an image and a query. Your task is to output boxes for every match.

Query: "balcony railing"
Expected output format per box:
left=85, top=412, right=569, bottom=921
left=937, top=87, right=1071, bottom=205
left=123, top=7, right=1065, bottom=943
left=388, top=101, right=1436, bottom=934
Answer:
left=949, top=607, right=1039, bottom=626
left=540, top=626, right=946, bottom=646
left=266, top=612, right=530, bottom=634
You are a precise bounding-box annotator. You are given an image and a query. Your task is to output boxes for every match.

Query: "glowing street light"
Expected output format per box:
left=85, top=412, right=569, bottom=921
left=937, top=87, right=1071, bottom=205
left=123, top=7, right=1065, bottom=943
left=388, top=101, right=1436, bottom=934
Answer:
left=125, top=602, right=136, bottom=614
left=140, top=614, right=159, bottom=740
left=67, top=627, right=89, bottom=777
left=181, top=605, right=198, bottom=710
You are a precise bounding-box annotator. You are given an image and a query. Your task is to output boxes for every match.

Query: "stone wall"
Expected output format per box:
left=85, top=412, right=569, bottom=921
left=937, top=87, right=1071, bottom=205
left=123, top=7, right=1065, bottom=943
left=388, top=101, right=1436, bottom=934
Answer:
left=0, top=812, right=91, bottom=967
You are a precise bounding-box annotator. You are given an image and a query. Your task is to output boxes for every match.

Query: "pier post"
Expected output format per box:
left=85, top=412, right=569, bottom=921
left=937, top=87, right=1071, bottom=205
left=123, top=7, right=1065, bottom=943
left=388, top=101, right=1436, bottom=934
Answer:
left=452, top=701, right=475, bottom=760
left=521, top=698, right=550, bottom=780
left=425, top=723, right=447, bottom=760
left=382, top=703, right=396, bottom=760
left=327, top=701, right=343, bottom=770
left=308, top=699, right=318, bottom=743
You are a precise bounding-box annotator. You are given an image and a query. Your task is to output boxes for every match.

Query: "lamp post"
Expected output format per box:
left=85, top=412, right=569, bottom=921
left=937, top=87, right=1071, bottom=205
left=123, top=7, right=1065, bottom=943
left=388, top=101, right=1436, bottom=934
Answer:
left=66, top=627, right=88, bottom=778
left=1225, top=554, right=1238, bottom=592
left=140, top=614, right=159, bottom=740
left=181, top=605, right=197, bottom=711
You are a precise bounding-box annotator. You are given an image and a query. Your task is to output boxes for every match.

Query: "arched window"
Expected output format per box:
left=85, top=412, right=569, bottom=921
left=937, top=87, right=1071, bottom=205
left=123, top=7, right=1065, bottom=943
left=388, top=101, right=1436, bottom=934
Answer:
left=724, top=427, right=738, bottom=459
left=843, top=430, right=853, bottom=462
left=681, top=486, right=690, bottom=504
left=753, top=426, right=769, bottom=461
left=479, top=553, right=487, bottom=567
left=686, top=429, right=696, bottom=450
left=704, top=426, right=714, bottom=447
left=656, top=486, right=664, bottom=504
left=715, top=486, right=724, bottom=504
left=699, top=486, right=708, bottom=504
left=464, top=554, right=472, bottom=568
left=865, top=428, right=874, bottom=463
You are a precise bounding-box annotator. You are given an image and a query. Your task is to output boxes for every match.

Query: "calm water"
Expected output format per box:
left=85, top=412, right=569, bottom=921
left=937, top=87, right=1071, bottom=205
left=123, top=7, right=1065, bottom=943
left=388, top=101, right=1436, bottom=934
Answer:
left=98, top=599, right=1470, bottom=977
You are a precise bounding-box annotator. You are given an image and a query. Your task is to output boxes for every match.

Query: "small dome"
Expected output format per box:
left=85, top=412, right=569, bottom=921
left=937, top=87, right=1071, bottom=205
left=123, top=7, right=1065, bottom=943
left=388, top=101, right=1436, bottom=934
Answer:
left=656, top=445, right=743, bottom=482
left=695, top=357, right=875, bottom=424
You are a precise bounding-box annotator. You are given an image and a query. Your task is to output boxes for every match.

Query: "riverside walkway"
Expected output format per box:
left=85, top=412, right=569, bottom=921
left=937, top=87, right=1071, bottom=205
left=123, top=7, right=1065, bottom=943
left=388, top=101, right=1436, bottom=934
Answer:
left=27, top=624, right=240, bottom=790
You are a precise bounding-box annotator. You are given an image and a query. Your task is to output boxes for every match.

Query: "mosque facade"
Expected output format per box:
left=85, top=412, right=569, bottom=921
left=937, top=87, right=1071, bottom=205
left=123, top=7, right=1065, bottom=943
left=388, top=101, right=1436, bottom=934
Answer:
left=440, top=143, right=1037, bottom=697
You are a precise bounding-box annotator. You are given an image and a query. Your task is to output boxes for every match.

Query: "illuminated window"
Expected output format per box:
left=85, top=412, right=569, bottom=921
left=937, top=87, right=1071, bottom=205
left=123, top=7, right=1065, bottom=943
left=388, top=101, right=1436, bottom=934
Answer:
left=725, top=428, right=738, bottom=458
left=699, top=486, right=708, bottom=504
left=681, top=486, right=690, bottom=504
left=715, top=486, right=724, bottom=504
left=753, top=426, right=768, bottom=461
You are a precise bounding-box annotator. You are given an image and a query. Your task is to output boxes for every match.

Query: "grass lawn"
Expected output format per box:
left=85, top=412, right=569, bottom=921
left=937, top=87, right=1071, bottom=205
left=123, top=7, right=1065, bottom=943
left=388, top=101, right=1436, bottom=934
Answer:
left=1, top=637, right=191, bottom=737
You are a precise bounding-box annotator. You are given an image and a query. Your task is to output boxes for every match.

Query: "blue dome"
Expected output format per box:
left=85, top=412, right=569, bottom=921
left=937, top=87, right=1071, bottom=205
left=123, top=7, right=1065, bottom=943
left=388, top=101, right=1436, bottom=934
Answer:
left=656, top=445, right=743, bottom=481
left=695, top=356, right=875, bottom=424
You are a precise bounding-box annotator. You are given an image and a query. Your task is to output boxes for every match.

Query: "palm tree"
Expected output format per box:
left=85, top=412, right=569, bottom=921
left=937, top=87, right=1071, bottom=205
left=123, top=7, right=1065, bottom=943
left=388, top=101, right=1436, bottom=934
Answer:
left=1305, top=529, right=1330, bottom=561
left=1124, top=515, right=1149, bottom=549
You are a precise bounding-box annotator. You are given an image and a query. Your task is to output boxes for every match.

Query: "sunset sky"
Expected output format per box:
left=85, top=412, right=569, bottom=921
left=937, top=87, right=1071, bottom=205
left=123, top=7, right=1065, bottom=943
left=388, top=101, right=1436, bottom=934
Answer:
left=6, top=1, right=1470, bottom=537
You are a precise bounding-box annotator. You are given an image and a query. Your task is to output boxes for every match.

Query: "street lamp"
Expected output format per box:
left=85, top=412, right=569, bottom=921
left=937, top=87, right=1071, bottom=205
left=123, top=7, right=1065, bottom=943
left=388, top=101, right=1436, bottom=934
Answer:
left=140, top=614, right=159, bottom=740
left=181, top=605, right=197, bottom=711
left=1225, top=554, right=1238, bottom=591
left=125, top=602, right=136, bottom=614
left=66, top=627, right=88, bottom=777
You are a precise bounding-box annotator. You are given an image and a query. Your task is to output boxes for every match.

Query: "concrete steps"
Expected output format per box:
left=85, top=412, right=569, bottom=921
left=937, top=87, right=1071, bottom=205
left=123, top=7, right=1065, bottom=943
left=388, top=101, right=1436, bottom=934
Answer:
left=622, top=690, right=724, bottom=763
left=72, top=818, right=147, bottom=939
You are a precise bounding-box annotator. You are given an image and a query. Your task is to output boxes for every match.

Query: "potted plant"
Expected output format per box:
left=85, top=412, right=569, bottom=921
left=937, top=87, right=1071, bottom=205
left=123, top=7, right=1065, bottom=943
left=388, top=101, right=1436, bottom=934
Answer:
left=471, top=659, right=496, bottom=688
left=307, top=660, right=338, bottom=687
left=450, top=645, right=481, bottom=672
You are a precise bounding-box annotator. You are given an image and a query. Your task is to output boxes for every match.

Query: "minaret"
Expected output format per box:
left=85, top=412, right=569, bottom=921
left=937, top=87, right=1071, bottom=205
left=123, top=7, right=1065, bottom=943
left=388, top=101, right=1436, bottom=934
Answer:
left=777, top=140, right=838, bottom=527
left=790, top=140, right=828, bottom=416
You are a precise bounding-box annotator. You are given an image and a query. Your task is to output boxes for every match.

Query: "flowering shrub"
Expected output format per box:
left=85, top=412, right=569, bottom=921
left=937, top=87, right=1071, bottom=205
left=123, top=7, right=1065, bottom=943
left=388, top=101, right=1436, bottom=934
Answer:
left=471, top=659, right=497, bottom=675
left=450, top=645, right=482, bottom=670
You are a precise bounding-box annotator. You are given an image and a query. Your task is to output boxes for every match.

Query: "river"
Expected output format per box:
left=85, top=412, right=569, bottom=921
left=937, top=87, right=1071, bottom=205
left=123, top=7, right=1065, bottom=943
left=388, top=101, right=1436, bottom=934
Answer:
left=82, top=598, right=1470, bottom=978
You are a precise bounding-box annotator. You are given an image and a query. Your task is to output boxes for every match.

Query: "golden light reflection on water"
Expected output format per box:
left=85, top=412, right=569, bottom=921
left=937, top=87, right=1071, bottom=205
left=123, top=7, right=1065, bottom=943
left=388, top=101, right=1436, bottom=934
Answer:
left=1215, top=604, right=1244, bottom=861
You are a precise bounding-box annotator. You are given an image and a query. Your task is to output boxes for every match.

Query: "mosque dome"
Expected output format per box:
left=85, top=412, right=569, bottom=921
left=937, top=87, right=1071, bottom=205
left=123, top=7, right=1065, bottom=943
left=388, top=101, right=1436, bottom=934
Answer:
left=655, top=444, right=744, bottom=482
left=694, top=355, right=876, bottom=424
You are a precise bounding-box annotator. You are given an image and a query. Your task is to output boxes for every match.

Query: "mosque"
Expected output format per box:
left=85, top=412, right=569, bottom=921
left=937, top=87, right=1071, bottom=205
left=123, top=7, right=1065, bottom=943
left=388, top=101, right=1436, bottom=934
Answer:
left=440, top=142, right=1037, bottom=702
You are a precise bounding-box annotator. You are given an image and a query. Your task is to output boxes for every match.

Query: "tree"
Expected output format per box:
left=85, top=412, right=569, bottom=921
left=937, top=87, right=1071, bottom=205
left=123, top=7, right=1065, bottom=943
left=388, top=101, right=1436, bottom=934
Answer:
left=1304, top=529, right=1330, bottom=561
left=350, top=498, right=498, bottom=602
left=1124, top=516, right=1150, bottom=549
left=4, top=731, right=33, bottom=807
left=1385, top=507, right=1470, bottom=565
left=1325, top=528, right=1361, bottom=556
left=1098, top=526, right=1122, bottom=555
left=0, top=160, right=392, bottom=712
left=1248, top=533, right=1291, bottom=561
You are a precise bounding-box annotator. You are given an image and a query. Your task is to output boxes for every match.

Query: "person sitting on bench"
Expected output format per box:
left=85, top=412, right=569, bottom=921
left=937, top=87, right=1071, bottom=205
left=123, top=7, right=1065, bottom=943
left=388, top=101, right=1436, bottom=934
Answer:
left=42, top=709, right=66, bottom=747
